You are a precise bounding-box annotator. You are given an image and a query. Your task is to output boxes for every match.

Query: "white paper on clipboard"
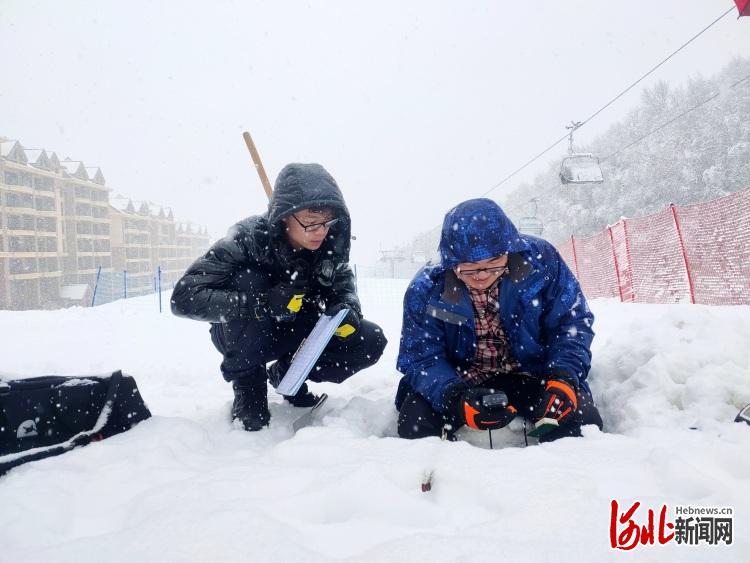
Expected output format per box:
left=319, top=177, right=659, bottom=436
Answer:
left=275, top=308, right=349, bottom=396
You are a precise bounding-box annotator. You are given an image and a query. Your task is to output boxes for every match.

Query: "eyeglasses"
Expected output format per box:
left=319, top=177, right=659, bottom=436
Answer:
left=456, top=265, right=509, bottom=278
left=291, top=214, right=340, bottom=233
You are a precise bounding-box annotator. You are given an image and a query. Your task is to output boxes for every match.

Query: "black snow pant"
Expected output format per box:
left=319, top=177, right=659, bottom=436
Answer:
left=209, top=306, right=387, bottom=385
left=397, top=372, right=603, bottom=443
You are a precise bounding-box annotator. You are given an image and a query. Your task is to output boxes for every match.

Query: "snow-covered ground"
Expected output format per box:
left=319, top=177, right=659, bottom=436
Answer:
left=1, top=278, right=749, bottom=562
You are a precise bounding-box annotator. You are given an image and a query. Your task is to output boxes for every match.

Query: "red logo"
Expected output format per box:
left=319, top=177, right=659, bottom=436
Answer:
left=610, top=500, right=675, bottom=550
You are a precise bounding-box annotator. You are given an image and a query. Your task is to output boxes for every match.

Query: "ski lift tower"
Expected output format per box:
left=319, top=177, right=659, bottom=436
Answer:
left=559, top=121, right=604, bottom=185
left=518, top=198, right=543, bottom=236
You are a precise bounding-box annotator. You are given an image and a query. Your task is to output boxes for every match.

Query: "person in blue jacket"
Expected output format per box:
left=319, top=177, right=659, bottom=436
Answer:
left=395, top=198, right=602, bottom=442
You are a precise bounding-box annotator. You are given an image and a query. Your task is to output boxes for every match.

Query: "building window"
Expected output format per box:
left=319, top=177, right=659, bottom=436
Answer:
left=38, top=237, right=57, bottom=252
left=76, top=222, right=93, bottom=234
left=125, top=233, right=148, bottom=245
left=6, top=192, right=34, bottom=209
left=93, top=223, right=110, bottom=235
left=94, top=239, right=110, bottom=252
left=92, top=205, right=108, bottom=218
left=35, top=196, right=56, bottom=212
left=7, top=215, right=35, bottom=230
left=33, top=176, right=54, bottom=191
left=36, top=217, right=57, bottom=232
left=40, top=257, right=59, bottom=272
left=75, top=185, right=91, bottom=199
left=4, top=171, right=31, bottom=186
left=9, top=236, right=36, bottom=252
left=75, top=203, right=91, bottom=216
left=126, top=247, right=139, bottom=259
left=10, top=257, right=38, bottom=274
left=4, top=171, right=19, bottom=185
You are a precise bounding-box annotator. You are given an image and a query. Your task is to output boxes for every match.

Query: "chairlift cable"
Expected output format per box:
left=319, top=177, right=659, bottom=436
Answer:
left=479, top=132, right=570, bottom=197
left=576, top=6, right=734, bottom=130
left=481, top=5, right=735, bottom=198
left=601, top=70, right=750, bottom=162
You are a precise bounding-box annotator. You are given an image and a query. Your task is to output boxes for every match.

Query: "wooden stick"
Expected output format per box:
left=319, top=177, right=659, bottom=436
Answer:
left=242, top=132, right=273, bottom=200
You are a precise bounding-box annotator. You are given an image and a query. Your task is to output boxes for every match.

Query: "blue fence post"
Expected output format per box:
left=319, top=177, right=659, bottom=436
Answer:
left=157, top=265, right=162, bottom=313
left=91, top=265, right=102, bottom=307
left=123, top=270, right=128, bottom=300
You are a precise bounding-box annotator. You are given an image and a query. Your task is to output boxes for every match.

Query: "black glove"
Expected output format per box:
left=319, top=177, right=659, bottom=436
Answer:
left=532, top=378, right=578, bottom=425
left=449, top=387, right=517, bottom=431
left=267, top=282, right=306, bottom=322
left=326, top=302, right=361, bottom=339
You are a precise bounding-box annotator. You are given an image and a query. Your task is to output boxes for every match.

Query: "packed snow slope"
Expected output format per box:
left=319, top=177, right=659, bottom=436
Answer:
left=1, top=278, right=749, bottom=562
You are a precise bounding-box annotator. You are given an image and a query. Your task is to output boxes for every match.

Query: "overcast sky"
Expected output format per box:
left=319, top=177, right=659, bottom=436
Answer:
left=1, top=1, right=748, bottom=264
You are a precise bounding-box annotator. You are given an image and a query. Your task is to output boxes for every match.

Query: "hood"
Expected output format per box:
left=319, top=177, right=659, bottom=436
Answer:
left=267, top=163, right=349, bottom=224
left=266, top=162, right=352, bottom=267
left=439, top=198, right=530, bottom=268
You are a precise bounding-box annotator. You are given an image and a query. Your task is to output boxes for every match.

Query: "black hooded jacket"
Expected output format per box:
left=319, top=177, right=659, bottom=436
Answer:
left=171, top=163, right=361, bottom=323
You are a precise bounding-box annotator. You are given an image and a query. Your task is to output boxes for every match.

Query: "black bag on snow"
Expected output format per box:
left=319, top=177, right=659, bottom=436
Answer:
left=0, top=370, right=151, bottom=476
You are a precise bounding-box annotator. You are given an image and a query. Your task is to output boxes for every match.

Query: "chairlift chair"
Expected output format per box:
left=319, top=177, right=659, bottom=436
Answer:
left=518, top=198, right=543, bottom=236
left=519, top=216, right=543, bottom=236
left=559, top=121, right=604, bottom=185
left=560, top=153, right=604, bottom=184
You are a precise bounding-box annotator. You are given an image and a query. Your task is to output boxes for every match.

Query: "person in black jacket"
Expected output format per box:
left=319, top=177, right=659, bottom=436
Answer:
left=171, top=163, right=387, bottom=431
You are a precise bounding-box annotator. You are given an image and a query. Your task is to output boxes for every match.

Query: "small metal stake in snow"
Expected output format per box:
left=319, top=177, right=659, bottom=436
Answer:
left=488, top=428, right=494, bottom=449
left=421, top=425, right=449, bottom=493
left=421, top=471, right=434, bottom=493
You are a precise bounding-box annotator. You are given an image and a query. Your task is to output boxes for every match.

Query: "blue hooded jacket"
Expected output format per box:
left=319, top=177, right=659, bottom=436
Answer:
left=395, top=199, right=594, bottom=412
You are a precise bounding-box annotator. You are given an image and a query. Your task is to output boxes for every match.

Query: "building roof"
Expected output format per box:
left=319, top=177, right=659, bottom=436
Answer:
left=175, top=220, right=210, bottom=235
left=85, top=167, right=106, bottom=185
left=131, top=200, right=174, bottom=219
left=49, top=152, right=61, bottom=169
left=110, top=195, right=137, bottom=214
left=60, top=159, right=89, bottom=180
left=1, top=140, right=26, bottom=163
left=24, top=149, right=54, bottom=171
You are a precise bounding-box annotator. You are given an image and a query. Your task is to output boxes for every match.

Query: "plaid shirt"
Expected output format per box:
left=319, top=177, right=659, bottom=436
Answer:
left=457, top=281, right=520, bottom=385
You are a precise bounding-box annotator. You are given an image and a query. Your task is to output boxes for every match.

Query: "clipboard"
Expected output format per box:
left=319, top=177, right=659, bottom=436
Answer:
left=274, top=308, right=349, bottom=396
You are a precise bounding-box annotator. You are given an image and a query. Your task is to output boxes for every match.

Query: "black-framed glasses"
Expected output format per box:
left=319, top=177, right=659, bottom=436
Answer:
left=291, top=214, right=340, bottom=233
left=456, top=265, right=509, bottom=278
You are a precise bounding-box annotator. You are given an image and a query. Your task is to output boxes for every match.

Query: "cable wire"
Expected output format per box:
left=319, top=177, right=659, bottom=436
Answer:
left=601, top=70, right=750, bottom=162
left=481, top=5, right=736, bottom=198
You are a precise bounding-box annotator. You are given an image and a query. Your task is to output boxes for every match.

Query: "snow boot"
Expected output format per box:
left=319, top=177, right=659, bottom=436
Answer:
left=267, top=357, right=320, bottom=408
left=231, top=374, right=270, bottom=431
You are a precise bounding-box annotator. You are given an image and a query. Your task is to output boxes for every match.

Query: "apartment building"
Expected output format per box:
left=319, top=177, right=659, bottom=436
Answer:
left=109, top=198, right=209, bottom=298
left=177, top=221, right=210, bottom=272
left=0, top=138, right=210, bottom=310
left=0, top=141, right=66, bottom=309
left=59, top=159, right=113, bottom=290
left=109, top=197, right=155, bottom=297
